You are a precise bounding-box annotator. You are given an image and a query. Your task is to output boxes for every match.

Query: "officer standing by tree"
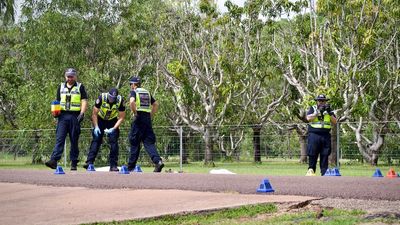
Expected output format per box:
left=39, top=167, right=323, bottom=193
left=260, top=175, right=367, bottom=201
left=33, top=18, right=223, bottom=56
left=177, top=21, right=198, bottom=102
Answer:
left=127, top=76, right=164, bottom=172
left=83, top=88, right=126, bottom=172
left=45, top=68, right=88, bottom=170
left=306, top=94, right=337, bottom=176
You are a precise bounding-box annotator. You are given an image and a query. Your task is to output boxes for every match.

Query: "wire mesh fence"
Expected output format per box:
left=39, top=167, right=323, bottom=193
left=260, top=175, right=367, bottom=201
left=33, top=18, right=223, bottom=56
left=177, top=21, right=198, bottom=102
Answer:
left=1, top=122, right=399, bottom=169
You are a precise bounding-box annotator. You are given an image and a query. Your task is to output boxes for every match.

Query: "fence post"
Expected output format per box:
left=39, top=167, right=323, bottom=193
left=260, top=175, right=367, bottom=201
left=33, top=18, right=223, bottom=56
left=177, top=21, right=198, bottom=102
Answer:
left=179, top=126, right=183, bottom=173
left=64, top=140, right=67, bottom=167
left=336, top=122, right=340, bottom=169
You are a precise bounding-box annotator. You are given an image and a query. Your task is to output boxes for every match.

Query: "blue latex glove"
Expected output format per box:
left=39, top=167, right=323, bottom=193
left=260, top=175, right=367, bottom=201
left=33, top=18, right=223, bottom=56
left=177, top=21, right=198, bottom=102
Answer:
left=105, top=128, right=115, bottom=135
left=93, top=126, right=101, bottom=137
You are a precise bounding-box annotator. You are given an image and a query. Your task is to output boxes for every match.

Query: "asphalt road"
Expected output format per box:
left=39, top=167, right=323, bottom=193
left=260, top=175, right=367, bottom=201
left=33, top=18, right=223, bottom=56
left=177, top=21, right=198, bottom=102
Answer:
left=0, top=169, right=399, bottom=201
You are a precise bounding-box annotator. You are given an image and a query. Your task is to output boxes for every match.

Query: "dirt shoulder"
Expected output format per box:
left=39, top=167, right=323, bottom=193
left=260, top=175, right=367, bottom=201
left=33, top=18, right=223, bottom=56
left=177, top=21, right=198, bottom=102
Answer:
left=0, top=182, right=316, bottom=225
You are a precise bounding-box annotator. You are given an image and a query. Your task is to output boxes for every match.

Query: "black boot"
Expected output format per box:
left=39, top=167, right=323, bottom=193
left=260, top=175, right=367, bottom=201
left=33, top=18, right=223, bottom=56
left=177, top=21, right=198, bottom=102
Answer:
left=153, top=161, right=164, bottom=173
left=128, top=164, right=136, bottom=172
left=45, top=160, right=57, bottom=169
left=71, top=161, right=78, bottom=171
left=109, top=166, right=119, bottom=172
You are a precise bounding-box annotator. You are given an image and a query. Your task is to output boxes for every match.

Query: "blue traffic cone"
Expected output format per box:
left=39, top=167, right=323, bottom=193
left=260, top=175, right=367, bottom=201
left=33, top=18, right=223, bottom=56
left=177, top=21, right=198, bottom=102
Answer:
left=331, top=168, right=341, bottom=176
left=372, top=168, right=383, bottom=177
left=324, top=168, right=332, bottom=176
left=87, top=164, right=95, bottom=172
left=54, top=166, right=65, bottom=175
left=133, top=165, right=143, bottom=172
left=256, top=179, right=274, bottom=193
left=119, top=165, right=130, bottom=174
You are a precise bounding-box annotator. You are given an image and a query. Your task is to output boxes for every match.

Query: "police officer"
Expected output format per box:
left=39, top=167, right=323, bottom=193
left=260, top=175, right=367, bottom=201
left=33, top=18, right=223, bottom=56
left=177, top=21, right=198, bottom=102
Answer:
left=306, top=94, right=337, bottom=176
left=45, top=68, right=88, bottom=170
left=83, top=88, right=126, bottom=172
left=127, top=76, right=164, bottom=172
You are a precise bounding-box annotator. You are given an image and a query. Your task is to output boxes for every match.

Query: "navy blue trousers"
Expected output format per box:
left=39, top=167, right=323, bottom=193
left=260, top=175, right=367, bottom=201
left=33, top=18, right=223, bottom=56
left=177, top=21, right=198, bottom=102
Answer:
left=307, top=132, right=331, bottom=176
left=51, top=113, right=81, bottom=164
left=86, top=118, right=119, bottom=167
left=128, top=116, right=161, bottom=167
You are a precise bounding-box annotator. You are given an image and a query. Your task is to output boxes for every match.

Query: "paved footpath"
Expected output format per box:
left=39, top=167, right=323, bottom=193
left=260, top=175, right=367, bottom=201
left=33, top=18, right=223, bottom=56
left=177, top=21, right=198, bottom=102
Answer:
left=0, top=169, right=399, bottom=225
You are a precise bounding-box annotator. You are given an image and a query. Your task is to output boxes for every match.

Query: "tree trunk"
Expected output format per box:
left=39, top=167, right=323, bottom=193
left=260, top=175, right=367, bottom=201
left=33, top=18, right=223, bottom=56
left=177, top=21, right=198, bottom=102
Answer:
left=204, top=126, right=214, bottom=166
left=182, top=133, right=189, bottom=164
left=371, top=153, right=379, bottom=166
left=329, top=124, right=338, bottom=167
left=299, top=134, right=307, bottom=163
left=252, top=126, right=262, bottom=163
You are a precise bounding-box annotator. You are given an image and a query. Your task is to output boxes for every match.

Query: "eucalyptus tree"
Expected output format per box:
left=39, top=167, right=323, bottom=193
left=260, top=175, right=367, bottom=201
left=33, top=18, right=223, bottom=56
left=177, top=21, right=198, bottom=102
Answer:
left=330, top=0, right=400, bottom=165
left=315, top=0, right=399, bottom=165
left=219, top=0, right=290, bottom=162
left=271, top=0, right=399, bottom=165
left=161, top=0, right=237, bottom=165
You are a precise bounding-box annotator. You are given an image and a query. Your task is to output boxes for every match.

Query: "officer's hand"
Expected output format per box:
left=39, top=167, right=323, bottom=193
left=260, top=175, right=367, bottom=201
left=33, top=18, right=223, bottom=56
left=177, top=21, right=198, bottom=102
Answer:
left=325, top=104, right=331, bottom=113
left=105, top=128, right=115, bottom=135
left=77, top=113, right=84, bottom=123
left=94, top=126, right=101, bottom=137
left=326, top=104, right=335, bottom=116
left=311, top=109, right=319, bottom=117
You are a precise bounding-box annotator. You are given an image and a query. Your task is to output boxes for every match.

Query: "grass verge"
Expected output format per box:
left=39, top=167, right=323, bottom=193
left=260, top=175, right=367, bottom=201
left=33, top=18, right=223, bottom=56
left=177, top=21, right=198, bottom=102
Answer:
left=84, top=203, right=400, bottom=225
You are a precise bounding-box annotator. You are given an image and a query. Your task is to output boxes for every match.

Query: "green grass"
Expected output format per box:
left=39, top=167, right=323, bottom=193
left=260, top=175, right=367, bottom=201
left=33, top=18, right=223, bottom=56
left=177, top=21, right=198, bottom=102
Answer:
left=83, top=204, right=400, bottom=225
left=84, top=203, right=277, bottom=225
left=0, top=157, right=399, bottom=177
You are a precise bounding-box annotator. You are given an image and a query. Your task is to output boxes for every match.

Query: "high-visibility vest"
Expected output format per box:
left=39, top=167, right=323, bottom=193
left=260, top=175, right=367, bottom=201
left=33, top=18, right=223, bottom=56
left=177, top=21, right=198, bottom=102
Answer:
left=60, top=82, right=81, bottom=111
left=310, top=105, right=331, bottom=129
left=98, top=93, right=122, bottom=120
left=135, top=88, right=152, bottom=113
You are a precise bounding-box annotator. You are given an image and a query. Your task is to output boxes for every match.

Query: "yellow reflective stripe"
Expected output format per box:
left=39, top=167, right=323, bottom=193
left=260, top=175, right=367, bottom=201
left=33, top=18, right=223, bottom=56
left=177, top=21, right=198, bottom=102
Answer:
left=60, top=82, right=81, bottom=111
left=310, top=105, right=331, bottom=129
left=98, top=93, right=121, bottom=120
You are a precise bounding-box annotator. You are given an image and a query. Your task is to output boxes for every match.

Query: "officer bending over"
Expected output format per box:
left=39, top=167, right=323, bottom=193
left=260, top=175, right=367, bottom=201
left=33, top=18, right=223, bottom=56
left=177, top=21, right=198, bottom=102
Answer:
left=83, top=88, right=126, bottom=172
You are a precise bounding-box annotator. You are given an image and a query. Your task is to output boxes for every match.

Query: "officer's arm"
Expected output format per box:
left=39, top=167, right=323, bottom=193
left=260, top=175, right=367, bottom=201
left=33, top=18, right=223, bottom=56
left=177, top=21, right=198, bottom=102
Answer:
left=80, top=85, right=88, bottom=114
left=330, top=114, right=337, bottom=125
left=151, top=101, right=158, bottom=118
left=114, top=111, right=126, bottom=129
left=92, top=107, right=100, bottom=127
left=306, top=107, right=318, bottom=122
left=81, top=99, right=88, bottom=114
left=129, top=97, right=137, bottom=115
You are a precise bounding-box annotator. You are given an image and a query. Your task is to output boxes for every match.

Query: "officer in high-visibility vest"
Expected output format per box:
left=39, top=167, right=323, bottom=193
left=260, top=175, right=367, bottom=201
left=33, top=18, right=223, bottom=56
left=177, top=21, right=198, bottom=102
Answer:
left=45, top=68, right=88, bottom=170
left=306, top=94, right=337, bottom=176
left=83, top=88, right=126, bottom=172
left=127, top=76, right=164, bottom=172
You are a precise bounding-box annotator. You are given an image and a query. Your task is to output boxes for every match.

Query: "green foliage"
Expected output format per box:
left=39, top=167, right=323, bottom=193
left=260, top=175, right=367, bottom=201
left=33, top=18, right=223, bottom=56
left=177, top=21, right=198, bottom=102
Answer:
left=1, top=0, right=399, bottom=165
